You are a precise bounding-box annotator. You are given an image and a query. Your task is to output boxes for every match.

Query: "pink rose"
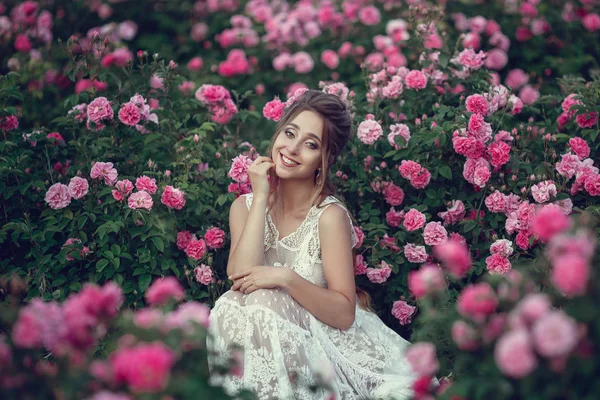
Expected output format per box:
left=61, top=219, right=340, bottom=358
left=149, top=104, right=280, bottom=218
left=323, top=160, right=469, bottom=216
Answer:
left=398, top=160, right=422, bottom=179
left=555, top=153, right=581, bottom=179
left=128, top=191, right=153, bottom=210
left=145, top=277, right=185, bottom=306
left=505, top=69, right=528, bottom=90
left=453, top=136, right=486, bottom=158
left=133, top=309, right=163, bottom=329
left=519, top=85, right=540, bottom=105
left=532, top=311, right=578, bottom=358
left=366, top=261, right=392, bottom=284
left=161, top=186, right=186, bottom=210
left=354, top=254, right=367, bottom=275
left=551, top=254, right=589, bottom=297
left=423, top=222, right=448, bottom=246
left=165, top=301, right=210, bottom=332
left=406, top=342, right=439, bottom=377
left=63, top=238, right=90, bottom=261
left=582, top=13, right=600, bottom=32
left=14, top=34, right=32, bottom=52
left=403, top=209, right=426, bottom=231
left=187, top=56, right=203, bottom=71
left=292, top=51, right=314, bottom=74
left=353, top=226, right=365, bottom=249
left=135, top=176, right=158, bottom=194
left=387, top=123, right=411, bottom=149
left=320, top=49, right=339, bottom=69
left=112, top=179, right=134, bottom=202
left=176, top=231, right=194, bottom=251
left=391, top=300, right=416, bottom=325
left=118, top=102, right=141, bottom=126
left=228, top=154, right=253, bottom=183
left=87, top=97, right=114, bottom=124
left=433, top=240, right=472, bottom=278
left=383, top=182, right=404, bottom=206
left=204, top=227, right=225, bottom=249
left=410, top=168, right=431, bottom=189
left=263, top=98, right=285, bottom=122
left=67, top=177, right=89, bottom=199
left=484, top=48, right=508, bottom=70
left=531, top=204, right=571, bottom=241
left=494, top=329, right=537, bottom=378
left=404, top=243, right=428, bottom=264
left=485, top=253, right=511, bottom=275
left=111, top=342, right=176, bottom=392
left=357, top=117, right=383, bottom=145
left=515, top=293, right=551, bottom=324
left=405, top=70, right=428, bottom=90
left=45, top=183, right=71, bottom=209
left=408, top=264, right=445, bottom=298
left=465, top=94, right=489, bottom=115
left=195, top=84, right=230, bottom=105
left=386, top=207, right=404, bottom=227
left=185, top=238, right=207, bottom=261
left=91, top=161, right=118, bottom=186
left=194, top=264, right=215, bottom=285
left=531, top=180, right=557, bottom=203
left=452, top=320, right=479, bottom=350
left=455, top=48, right=486, bottom=70
left=487, top=141, right=511, bottom=168
left=568, top=137, right=590, bottom=160
left=575, top=111, right=598, bottom=129
left=584, top=173, right=600, bottom=196
left=457, top=283, right=498, bottom=320
left=0, top=115, right=19, bottom=131
left=490, top=239, right=513, bottom=257
left=358, top=5, right=381, bottom=25
left=437, top=200, right=466, bottom=225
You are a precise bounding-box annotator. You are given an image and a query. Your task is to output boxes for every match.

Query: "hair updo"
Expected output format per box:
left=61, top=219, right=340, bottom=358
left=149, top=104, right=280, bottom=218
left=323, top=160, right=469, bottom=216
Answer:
left=267, top=89, right=353, bottom=206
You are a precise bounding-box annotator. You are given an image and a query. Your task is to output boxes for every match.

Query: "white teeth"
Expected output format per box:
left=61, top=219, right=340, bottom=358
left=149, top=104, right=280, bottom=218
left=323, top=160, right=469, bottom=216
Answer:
left=281, top=154, right=299, bottom=165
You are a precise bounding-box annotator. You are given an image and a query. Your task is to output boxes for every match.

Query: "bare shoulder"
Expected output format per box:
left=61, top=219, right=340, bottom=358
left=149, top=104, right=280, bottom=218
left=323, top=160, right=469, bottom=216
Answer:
left=230, top=194, right=249, bottom=215
left=318, top=203, right=351, bottom=233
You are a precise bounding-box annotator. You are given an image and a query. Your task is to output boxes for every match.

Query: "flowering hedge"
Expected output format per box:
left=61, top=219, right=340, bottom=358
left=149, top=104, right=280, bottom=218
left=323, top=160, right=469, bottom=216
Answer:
left=1, top=0, right=600, bottom=396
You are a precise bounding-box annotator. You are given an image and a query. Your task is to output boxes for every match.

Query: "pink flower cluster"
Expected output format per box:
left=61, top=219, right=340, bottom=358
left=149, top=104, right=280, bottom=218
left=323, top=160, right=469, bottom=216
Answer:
left=62, top=238, right=90, bottom=261
left=398, top=160, right=431, bottom=189
left=0, top=115, right=19, bottom=131
left=145, top=277, right=185, bottom=306
left=12, top=282, right=123, bottom=356
left=433, top=238, right=472, bottom=278
left=117, top=94, right=157, bottom=132
left=408, top=264, right=445, bottom=298
left=357, top=114, right=383, bottom=145
left=176, top=227, right=225, bottom=264
left=195, top=84, right=238, bottom=124
left=387, top=123, right=411, bottom=150
left=437, top=200, right=466, bottom=225
left=263, top=98, right=285, bottom=122
left=555, top=139, right=599, bottom=197
left=45, top=176, right=90, bottom=210
left=391, top=300, right=416, bottom=325
left=111, top=342, right=176, bottom=392
left=227, top=154, right=253, bottom=196
left=218, top=49, right=252, bottom=77
left=366, top=260, right=392, bottom=284
left=216, top=15, right=259, bottom=48
left=194, top=264, right=215, bottom=285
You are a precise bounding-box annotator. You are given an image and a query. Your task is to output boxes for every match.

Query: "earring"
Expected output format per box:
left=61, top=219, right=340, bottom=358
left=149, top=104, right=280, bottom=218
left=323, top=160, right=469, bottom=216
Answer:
left=315, top=168, right=322, bottom=185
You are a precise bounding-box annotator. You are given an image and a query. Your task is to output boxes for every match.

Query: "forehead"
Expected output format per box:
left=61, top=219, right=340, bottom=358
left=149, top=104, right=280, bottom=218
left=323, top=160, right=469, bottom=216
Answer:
left=287, top=110, right=324, bottom=139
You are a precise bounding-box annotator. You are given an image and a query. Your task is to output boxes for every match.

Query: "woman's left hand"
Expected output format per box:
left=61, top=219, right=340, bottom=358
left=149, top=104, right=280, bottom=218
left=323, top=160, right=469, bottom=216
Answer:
left=229, top=266, right=293, bottom=294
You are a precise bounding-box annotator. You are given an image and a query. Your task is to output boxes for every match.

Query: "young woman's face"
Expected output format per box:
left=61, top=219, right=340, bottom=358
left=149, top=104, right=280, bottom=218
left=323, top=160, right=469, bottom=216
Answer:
left=271, top=110, right=324, bottom=182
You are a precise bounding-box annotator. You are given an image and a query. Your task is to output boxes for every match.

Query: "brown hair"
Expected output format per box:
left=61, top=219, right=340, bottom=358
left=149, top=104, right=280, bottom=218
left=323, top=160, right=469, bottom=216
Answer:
left=266, top=89, right=374, bottom=312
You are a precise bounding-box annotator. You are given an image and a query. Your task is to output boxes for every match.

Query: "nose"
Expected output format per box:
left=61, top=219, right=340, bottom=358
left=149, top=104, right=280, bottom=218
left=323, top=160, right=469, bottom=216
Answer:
left=288, top=139, right=300, bottom=155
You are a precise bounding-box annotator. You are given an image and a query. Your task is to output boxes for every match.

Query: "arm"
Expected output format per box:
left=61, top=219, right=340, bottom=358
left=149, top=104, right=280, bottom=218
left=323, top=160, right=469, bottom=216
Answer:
left=226, top=194, right=268, bottom=277
left=281, top=204, right=356, bottom=330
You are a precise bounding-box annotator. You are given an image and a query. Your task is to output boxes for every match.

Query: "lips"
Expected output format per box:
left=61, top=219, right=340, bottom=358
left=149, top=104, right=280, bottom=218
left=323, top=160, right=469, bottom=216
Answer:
left=280, top=152, right=300, bottom=167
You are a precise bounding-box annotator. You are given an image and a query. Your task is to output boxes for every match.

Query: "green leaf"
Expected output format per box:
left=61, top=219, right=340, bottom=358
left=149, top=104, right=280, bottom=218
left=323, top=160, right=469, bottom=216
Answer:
left=463, top=221, right=477, bottom=233
left=96, top=259, right=109, bottom=272
left=438, top=52, right=450, bottom=68
left=439, top=165, right=452, bottom=180
left=151, top=236, right=165, bottom=252
left=138, top=274, right=152, bottom=292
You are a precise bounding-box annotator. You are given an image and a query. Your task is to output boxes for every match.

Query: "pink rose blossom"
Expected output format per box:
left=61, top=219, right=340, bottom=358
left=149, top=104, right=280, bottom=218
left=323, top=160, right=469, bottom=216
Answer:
left=185, top=238, right=207, bottom=261
left=187, top=57, right=203, bottom=71
left=63, top=238, right=90, bottom=261
left=353, top=226, right=365, bottom=249
left=516, top=293, right=551, bottom=324
left=292, top=51, right=314, bottom=74
left=383, top=182, right=404, bottom=206
left=386, top=207, right=405, bottom=227
left=404, top=243, right=428, bottom=263
left=505, top=69, right=528, bottom=90
left=321, top=49, right=339, bottom=69
left=490, top=239, right=513, bottom=257
left=531, top=204, right=571, bottom=241
left=358, top=5, right=381, bottom=26
left=423, top=222, right=448, bottom=246
left=161, top=186, right=186, bottom=210
left=135, top=176, right=157, bottom=194
left=387, top=123, right=411, bottom=149
left=91, top=162, right=118, bottom=186
left=391, top=300, right=416, bottom=325
left=556, top=153, right=581, bottom=179
left=145, top=277, right=185, bottom=306
left=165, top=301, right=210, bottom=332
left=408, top=264, right=445, bottom=298
left=455, top=48, right=486, bottom=70
left=87, top=97, right=114, bottom=124
left=487, top=141, right=511, bottom=168
left=403, top=209, right=426, bottom=231
left=494, top=329, right=537, bottom=378
left=194, top=264, right=215, bottom=285
left=366, top=261, right=392, bottom=284
left=406, top=342, right=439, bottom=377
left=405, top=70, right=428, bottom=90
left=584, top=173, right=600, bottom=196
left=457, top=283, right=498, bottom=320
left=263, top=98, right=285, bottom=122
left=354, top=254, right=367, bottom=275
left=551, top=254, right=589, bottom=297
left=0, top=115, right=19, bottom=131
left=228, top=154, right=253, bottom=183
left=118, top=102, right=141, bottom=126
left=582, top=13, right=600, bottom=32
left=509, top=95, right=523, bottom=115
left=519, top=85, right=540, bottom=105
left=133, top=309, right=163, bottom=329
left=111, top=342, right=176, bottom=392
left=568, top=137, right=590, bottom=160
left=398, top=160, right=421, bottom=179
left=382, top=76, right=404, bottom=99
left=357, top=117, right=383, bottom=145
left=112, top=179, right=134, bottom=202
left=561, top=94, right=583, bottom=117
left=575, top=111, right=598, bottom=129
left=176, top=231, right=194, bottom=251
left=531, top=180, right=557, bottom=203
left=452, top=320, right=479, bottom=351
left=484, top=48, right=508, bottom=70
left=410, top=167, right=431, bottom=189
left=45, top=183, right=71, bottom=209
left=485, top=253, right=511, bottom=275
left=438, top=200, right=466, bottom=225
left=195, top=84, right=230, bottom=105
left=453, top=136, right=486, bottom=158
left=204, top=227, right=225, bottom=249
left=68, top=177, right=89, bottom=199
left=532, top=311, right=578, bottom=358
left=465, top=94, right=489, bottom=115
left=128, top=191, right=153, bottom=210
left=433, top=240, right=472, bottom=278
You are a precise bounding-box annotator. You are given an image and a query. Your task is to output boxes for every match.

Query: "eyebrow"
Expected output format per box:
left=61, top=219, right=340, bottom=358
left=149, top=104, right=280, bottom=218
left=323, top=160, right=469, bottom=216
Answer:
left=288, top=123, right=322, bottom=142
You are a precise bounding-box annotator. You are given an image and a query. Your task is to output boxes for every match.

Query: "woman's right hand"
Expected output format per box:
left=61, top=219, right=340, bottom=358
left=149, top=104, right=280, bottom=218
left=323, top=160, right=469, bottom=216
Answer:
left=248, top=156, right=275, bottom=201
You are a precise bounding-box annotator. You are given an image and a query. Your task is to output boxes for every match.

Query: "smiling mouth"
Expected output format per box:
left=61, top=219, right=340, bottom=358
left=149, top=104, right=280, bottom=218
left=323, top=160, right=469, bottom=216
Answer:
left=280, top=153, right=300, bottom=167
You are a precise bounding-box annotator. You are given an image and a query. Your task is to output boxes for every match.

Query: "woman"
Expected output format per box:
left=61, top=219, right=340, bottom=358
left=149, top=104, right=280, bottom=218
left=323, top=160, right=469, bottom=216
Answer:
left=208, top=90, right=415, bottom=399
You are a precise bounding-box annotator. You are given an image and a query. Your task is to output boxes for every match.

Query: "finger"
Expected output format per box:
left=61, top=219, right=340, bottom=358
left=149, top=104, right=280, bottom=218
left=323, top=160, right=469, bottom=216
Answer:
left=240, top=281, right=253, bottom=294
left=253, top=156, right=272, bottom=164
left=244, top=284, right=258, bottom=295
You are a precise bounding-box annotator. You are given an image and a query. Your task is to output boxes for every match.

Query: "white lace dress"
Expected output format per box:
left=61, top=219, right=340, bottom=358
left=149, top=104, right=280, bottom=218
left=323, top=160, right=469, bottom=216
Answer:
left=208, top=194, right=415, bottom=399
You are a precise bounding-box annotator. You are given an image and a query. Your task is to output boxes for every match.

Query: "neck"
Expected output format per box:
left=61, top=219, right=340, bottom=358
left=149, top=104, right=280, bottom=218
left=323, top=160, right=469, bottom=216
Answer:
left=274, top=178, right=319, bottom=213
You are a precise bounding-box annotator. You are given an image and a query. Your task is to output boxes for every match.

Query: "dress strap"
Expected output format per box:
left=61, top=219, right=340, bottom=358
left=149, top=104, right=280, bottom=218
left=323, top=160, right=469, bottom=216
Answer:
left=242, top=193, right=253, bottom=210
left=315, top=197, right=359, bottom=249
